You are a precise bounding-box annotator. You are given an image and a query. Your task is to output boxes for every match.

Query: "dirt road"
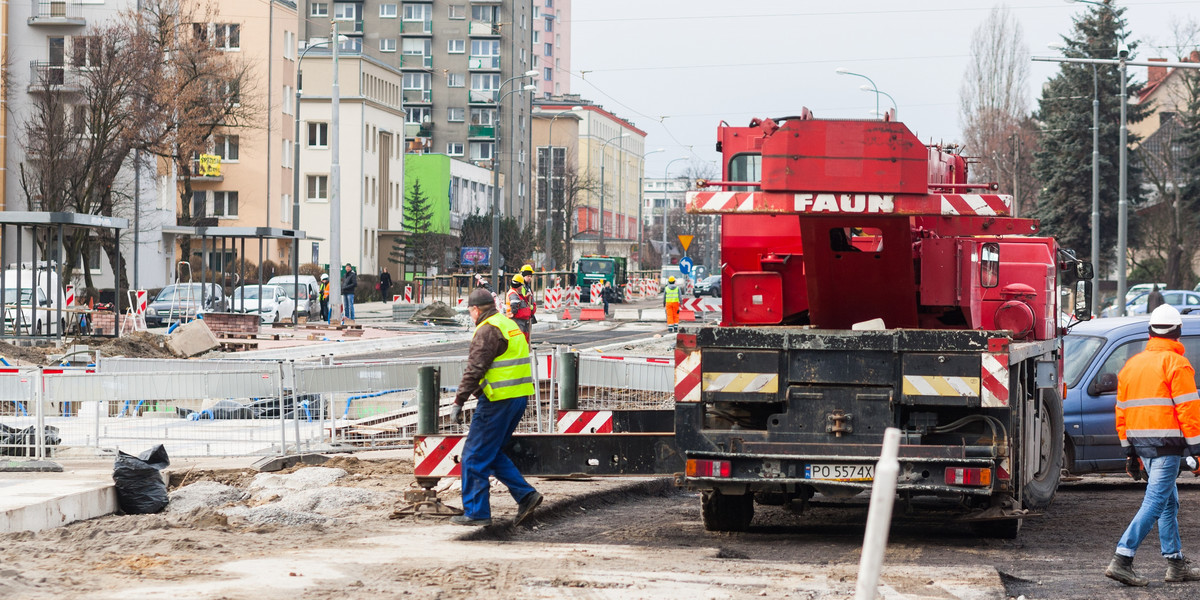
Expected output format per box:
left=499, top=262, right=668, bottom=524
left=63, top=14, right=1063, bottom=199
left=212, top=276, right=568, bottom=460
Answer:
left=2, top=459, right=1197, bottom=599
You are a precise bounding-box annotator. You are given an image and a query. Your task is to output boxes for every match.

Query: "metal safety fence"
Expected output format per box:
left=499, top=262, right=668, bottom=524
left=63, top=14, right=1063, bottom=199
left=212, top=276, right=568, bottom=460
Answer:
left=0, top=349, right=674, bottom=460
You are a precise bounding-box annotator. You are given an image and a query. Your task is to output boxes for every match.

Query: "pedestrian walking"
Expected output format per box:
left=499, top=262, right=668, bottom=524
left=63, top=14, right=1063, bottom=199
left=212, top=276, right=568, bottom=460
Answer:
left=341, top=263, right=357, bottom=321
left=1147, top=285, right=1165, bottom=313
left=505, top=274, right=533, bottom=342
left=664, top=276, right=681, bottom=332
left=379, top=267, right=393, bottom=303
left=1105, top=304, right=1200, bottom=587
left=319, top=274, right=330, bottom=322
left=448, top=288, right=543, bottom=527
left=601, top=281, right=616, bottom=317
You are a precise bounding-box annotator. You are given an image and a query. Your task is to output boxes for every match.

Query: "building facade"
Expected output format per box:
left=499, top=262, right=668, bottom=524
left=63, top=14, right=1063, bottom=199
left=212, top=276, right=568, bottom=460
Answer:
left=400, top=153, right=495, bottom=275
left=532, top=0, right=569, bottom=99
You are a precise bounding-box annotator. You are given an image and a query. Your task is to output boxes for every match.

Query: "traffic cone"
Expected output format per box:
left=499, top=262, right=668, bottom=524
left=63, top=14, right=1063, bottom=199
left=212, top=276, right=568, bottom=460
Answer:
left=562, top=307, right=572, bottom=320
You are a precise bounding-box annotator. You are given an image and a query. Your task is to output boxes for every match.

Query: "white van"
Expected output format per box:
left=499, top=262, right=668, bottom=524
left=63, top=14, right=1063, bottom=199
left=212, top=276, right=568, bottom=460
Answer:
left=1, top=268, right=66, bottom=335
left=267, top=275, right=320, bottom=319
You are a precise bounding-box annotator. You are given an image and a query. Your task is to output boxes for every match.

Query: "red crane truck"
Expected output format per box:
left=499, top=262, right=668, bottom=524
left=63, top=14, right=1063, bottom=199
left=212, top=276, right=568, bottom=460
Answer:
left=672, top=110, right=1093, bottom=537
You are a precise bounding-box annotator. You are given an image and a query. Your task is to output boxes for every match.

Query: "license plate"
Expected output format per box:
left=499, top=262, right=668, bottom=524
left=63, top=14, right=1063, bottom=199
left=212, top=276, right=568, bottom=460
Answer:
left=805, top=463, right=874, bottom=481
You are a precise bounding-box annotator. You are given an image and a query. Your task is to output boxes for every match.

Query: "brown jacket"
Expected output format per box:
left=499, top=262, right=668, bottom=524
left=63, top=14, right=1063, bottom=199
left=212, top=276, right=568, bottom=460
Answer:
left=455, top=305, right=510, bottom=405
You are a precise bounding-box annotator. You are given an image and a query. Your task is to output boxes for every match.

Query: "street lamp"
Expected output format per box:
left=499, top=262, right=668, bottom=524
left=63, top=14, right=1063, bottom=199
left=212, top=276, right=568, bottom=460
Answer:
left=597, top=132, right=629, bottom=255
left=661, top=157, right=689, bottom=269
left=489, top=71, right=539, bottom=286
left=836, top=67, right=880, bottom=117
left=541, top=105, right=582, bottom=270
left=859, top=84, right=897, bottom=118
left=636, top=148, right=665, bottom=270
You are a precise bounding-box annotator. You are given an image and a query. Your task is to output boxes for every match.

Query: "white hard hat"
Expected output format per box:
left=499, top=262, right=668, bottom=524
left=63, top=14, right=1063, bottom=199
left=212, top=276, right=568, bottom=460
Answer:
left=1149, top=304, right=1183, bottom=334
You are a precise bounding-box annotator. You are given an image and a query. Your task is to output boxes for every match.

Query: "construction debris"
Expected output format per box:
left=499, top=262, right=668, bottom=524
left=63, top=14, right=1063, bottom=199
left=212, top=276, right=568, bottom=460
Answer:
left=409, top=301, right=460, bottom=325
left=165, top=320, right=220, bottom=357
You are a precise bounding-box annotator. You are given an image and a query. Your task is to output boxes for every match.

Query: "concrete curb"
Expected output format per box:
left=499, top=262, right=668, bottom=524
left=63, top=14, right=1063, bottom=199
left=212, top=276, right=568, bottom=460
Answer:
left=0, top=474, right=116, bottom=533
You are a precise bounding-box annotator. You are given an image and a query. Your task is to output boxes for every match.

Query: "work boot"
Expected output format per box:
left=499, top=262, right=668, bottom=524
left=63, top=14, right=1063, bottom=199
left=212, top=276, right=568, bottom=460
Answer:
left=1166, top=557, right=1200, bottom=582
left=449, top=515, right=492, bottom=527
left=1105, top=553, right=1149, bottom=587
left=514, top=490, right=543, bottom=526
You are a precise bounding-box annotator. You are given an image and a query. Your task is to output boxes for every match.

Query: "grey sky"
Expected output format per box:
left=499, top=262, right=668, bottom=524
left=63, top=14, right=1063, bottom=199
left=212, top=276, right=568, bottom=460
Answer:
left=569, top=1, right=1199, bottom=178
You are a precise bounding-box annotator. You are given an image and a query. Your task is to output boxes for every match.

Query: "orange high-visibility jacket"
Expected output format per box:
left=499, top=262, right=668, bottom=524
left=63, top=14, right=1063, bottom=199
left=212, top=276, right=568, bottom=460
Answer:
left=1116, top=337, right=1200, bottom=458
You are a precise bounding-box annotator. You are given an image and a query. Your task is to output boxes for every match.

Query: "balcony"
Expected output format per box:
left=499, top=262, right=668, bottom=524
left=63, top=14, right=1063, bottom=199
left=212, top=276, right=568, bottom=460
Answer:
left=28, top=0, right=85, bottom=25
left=335, top=18, right=364, bottom=34
left=401, top=54, right=433, bottom=68
left=27, top=61, right=83, bottom=93
left=468, top=89, right=496, bottom=103
left=468, top=55, right=500, bottom=70
left=180, top=158, right=223, bottom=182
left=403, top=89, right=432, bottom=103
left=404, top=123, right=433, bottom=138
left=468, top=124, right=495, bottom=138
left=468, top=21, right=499, bottom=36
left=401, top=20, right=432, bottom=34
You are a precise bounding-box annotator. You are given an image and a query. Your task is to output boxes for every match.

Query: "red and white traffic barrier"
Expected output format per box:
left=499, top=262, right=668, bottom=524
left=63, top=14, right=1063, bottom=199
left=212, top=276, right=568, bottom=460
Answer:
left=569, top=286, right=581, bottom=308
left=590, top=282, right=603, bottom=304
left=135, top=290, right=148, bottom=314
left=413, top=435, right=465, bottom=478
left=404, top=285, right=413, bottom=303
left=679, top=298, right=721, bottom=312
left=64, top=284, right=75, bottom=306
left=557, top=410, right=613, bottom=434
left=595, top=355, right=672, bottom=364
left=543, top=286, right=562, bottom=311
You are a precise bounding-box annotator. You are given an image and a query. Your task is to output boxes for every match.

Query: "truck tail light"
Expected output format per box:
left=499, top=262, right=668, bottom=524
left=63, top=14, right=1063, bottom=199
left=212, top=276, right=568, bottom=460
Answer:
left=945, top=467, right=992, bottom=486
left=686, top=459, right=731, bottom=478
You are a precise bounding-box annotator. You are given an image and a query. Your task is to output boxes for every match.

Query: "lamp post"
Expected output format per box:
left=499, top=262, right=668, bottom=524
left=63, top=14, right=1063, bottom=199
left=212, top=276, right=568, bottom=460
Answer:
left=597, top=132, right=628, bottom=255
left=661, top=157, right=689, bottom=269
left=636, top=148, right=665, bottom=270
left=327, top=20, right=345, bottom=322
left=859, top=84, right=897, bottom=118
left=489, top=71, right=539, bottom=286
left=542, top=105, right=582, bottom=270
left=836, top=67, right=879, bottom=117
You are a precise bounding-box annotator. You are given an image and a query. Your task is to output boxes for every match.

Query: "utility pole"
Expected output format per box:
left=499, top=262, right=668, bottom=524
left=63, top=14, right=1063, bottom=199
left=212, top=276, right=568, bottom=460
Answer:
left=328, top=20, right=343, bottom=321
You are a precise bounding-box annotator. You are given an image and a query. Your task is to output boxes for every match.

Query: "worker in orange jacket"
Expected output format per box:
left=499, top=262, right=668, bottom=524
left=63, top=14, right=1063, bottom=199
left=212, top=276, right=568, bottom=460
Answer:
left=1106, top=304, right=1200, bottom=587
left=505, top=274, right=533, bottom=342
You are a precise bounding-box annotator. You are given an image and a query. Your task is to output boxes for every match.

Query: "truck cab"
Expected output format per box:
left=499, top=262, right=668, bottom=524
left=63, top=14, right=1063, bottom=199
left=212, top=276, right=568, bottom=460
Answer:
left=576, top=255, right=627, bottom=289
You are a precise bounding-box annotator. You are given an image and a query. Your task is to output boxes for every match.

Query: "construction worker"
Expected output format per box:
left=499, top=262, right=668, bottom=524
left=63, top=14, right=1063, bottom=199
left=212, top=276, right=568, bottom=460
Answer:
left=1105, top=304, right=1200, bottom=587
left=319, top=274, right=330, bottom=322
left=664, top=276, right=681, bottom=332
left=506, top=274, right=533, bottom=342
left=519, top=264, right=537, bottom=330
left=448, top=288, right=543, bottom=527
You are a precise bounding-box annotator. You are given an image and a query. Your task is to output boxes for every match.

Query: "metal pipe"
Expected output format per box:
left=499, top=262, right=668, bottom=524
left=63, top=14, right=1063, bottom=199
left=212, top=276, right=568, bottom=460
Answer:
left=329, top=19, right=343, bottom=323
left=1116, top=57, right=1127, bottom=316
left=417, top=365, right=439, bottom=434
left=1091, top=65, right=1100, bottom=315
left=853, top=427, right=901, bottom=600
left=557, top=348, right=578, bottom=410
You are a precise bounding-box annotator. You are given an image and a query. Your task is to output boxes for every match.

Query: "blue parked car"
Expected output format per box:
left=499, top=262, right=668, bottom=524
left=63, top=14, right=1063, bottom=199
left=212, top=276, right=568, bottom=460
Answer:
left=1062, top=315, right=1200, bottom=473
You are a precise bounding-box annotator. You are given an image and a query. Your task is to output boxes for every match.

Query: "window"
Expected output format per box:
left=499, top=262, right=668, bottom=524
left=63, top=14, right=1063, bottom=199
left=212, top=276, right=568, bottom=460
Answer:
left=212, top=191, right=238, bottom=217
left=402, top=72, right=430, bottom=90
left=545, top=18, right=553, bottom=32
left=284, top=31, right=295, bottom=59
left=470, top=142, right=494, bottom=161
left=448, top=4, right=465, bottom=19
left=192, top=191, right=207, bottom=218
left=402, top=3, right=430, bottom=20
left=71, top=36, right=101, bottom=68
left=339, top=37, right=361, bottom=53
left=282, top=139, right=293, bottom=168
left=532, top=31, right=540, bottom=44
left=544, top=42, right=553, bottom=55
left=281, top=194, right=291, bottom=223
left=471, top=5, right=497, bottom=22
left=222, top=80, right=241, bottom=105
left=447, top=142, right=464, bottom=156
left=380, top=38, right=396, bottom=52
left=406, top=106, right=430, bottom=124
left=471, top=39, right=499, bottom=56
left=402, top=38, right=430, bottom=55
left=307, top=175, right=329, bottom=200
left=283, top=85, right=293, bottom=114
left=308, top=122, right=329, bottom=147
left=310, top=3, right=327, bottom=16
left=447, top=72, right=464, bottom=87
left=379, top=3, right=397, bottom=17
left=214, top=135, right=239, bottom=161
left=215, top=24, right=240, bottom=50
left=448, top=39, right=465, bottom=53
left=470, top=73, right=500, bottom=91
left=544, top=67, right=552, bottom=81
left=532, top=55, right=540, bottom=68
left=447, top=107, right=465, bottom=122
left=470, top=108, right=495, bottom=125
left=533, top=6, right=540, bottom=18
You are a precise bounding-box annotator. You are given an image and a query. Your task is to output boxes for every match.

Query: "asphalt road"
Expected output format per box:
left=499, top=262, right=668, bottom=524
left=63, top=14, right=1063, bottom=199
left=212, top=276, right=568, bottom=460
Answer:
left=505, top=474, right=1200, bottom=600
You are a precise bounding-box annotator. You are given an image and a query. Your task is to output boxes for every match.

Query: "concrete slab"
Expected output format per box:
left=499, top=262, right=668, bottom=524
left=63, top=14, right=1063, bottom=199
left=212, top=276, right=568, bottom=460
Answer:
left=0, top=468, right=115, bottom=533
left=641, top=308, right=667, bottom=321
left=612, top=309, right=640, bottom=321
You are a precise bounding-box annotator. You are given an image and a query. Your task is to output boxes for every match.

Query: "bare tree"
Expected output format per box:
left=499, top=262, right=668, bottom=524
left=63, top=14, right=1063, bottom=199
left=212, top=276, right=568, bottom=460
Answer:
left=557, top=150, right=600, bottom=266
left=959, top=5, right=1037, bottom=210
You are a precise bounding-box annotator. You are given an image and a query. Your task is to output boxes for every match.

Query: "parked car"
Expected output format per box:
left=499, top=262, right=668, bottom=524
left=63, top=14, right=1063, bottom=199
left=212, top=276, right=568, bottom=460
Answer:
left=144, top=283, right=228, bottom=327
left=231, top=285, right=295, bottom=324
left=693, top=275, right=721, bottom=298
left=1116, top=289, right=1200, bottom=316
left=1101, top=292, right=1148, bottom=318
left=267, top=275, right=319, bottom=319
left=1062, top=315, right=1200, bottom=474
left=1, top=268, right=66, bottom=335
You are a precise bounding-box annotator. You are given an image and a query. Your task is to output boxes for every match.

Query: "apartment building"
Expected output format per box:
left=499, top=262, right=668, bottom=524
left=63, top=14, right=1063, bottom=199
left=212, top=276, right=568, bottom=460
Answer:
left=298, top=0, right=541, bottom=226
left=297, top=52, right=406, bottom=275
left=531, top=0, right=569, bottom=98
left=641, top=177, right=689, bottom=228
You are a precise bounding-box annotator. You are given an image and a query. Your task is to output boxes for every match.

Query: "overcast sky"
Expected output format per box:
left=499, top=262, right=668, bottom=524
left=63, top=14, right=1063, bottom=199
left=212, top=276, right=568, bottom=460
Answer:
left=569, top=0, right=1200, bottom=178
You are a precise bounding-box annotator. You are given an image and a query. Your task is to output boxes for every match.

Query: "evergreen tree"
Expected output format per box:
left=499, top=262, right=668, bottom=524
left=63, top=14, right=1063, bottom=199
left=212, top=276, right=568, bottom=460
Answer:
left=404, top=179, right=436, bottom=274
left=1030, top=0, right=1149, bottom=271
left=1176, top=67, right=1200, bottom=288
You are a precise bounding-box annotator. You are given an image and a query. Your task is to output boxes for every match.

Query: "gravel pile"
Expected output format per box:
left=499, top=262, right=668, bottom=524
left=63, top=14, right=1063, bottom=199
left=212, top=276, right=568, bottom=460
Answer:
left=167, top=481, right=247, bottom=513
left=248, top=466, right=347, bottom=491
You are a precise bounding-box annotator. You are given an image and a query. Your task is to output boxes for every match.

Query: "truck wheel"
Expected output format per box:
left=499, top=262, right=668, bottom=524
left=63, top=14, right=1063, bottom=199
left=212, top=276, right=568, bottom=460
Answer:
left=972, top=519, right=1021, bottom=539
left=1022, top=388, right=1064, bottom=511
left=701, top=490, right=753, bottom=532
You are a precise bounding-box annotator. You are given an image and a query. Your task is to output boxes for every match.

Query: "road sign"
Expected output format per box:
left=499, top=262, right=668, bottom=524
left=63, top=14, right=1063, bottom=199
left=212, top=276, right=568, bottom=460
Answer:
left=679, top=256, right=693, bottom=275
left=678, top=235, right=694, bottom=252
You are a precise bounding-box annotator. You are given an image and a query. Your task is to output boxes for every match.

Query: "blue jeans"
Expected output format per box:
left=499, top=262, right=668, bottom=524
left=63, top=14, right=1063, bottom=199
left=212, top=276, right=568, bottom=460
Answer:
left=1117, top=454, right=1184, bottom=559
left=344, top=294, right=355, bottom=320
left=461, top=395, right=536, bottom=520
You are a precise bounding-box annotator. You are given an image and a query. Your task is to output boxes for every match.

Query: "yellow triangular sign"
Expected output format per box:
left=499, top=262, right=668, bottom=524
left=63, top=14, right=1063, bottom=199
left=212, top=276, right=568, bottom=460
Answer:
left=677, top=235, right=694, bottom=252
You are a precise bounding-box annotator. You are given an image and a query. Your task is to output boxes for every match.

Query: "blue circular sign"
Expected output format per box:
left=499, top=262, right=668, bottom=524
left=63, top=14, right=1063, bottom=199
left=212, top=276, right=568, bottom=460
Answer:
left=679, top=256, right=693, bottom=275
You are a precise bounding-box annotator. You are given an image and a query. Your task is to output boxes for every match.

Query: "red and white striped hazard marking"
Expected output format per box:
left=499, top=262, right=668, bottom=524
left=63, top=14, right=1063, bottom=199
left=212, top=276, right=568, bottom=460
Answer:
left=590, top=282, right=603, bottom=304
left=413, top=435, right=465, bottom=478
left=557, top=410, right=613, bottom=433
left=543, top=286, right=562, bottom=310
left=597, top=355, right=671, bottom=364
left=404, top=285, right=414, bottom=303
left=939, top=194, right=1012, bottom=217
left=981, top=352, right=1010, bottom=408
left=675, top=348, right=702, bottom=403
left=680, top=298, right=722, bottom=312
left=135, top=290, right=148, bottom=314
left=393, top=294, right=403, bottom=302
left=64, top=285, right=75, bottom=306
left=687, top=191, right=758, bottom=213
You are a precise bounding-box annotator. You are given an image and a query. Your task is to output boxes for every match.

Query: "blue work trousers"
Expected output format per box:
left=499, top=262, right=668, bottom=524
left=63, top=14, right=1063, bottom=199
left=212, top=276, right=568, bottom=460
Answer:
left=461, top=394, right=536, bottom=520
left=344, top=294, right=355, bottom=320
left=1117, top=454, right=1184, bottom=559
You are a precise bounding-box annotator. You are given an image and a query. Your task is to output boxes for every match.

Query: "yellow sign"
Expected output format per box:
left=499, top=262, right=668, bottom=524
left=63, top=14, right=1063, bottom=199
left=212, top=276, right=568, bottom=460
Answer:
left=677, top=235, right=694, bottom=252
left=198, top=154, right=222, bottom=177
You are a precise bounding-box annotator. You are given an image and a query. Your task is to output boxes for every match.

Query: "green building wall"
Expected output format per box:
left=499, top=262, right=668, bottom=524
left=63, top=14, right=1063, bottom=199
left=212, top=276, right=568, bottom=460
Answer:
left=403, top=154, right=452, bottom=235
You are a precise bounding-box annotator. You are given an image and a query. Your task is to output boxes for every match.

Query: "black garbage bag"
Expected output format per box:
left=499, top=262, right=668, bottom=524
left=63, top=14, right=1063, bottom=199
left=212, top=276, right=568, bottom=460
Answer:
left=112, top=444, right=171, bottom=514
left=0, top=424, right=61, bottom=457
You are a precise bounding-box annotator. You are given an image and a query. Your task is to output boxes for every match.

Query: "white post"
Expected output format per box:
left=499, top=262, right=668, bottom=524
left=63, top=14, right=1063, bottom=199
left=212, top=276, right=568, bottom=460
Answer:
left=854, top=427, right=901, bottom=600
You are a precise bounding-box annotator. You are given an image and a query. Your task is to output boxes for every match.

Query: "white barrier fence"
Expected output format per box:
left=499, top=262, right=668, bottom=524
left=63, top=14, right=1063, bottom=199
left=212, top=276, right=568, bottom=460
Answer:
left=0, top=351, right=674, bottom=459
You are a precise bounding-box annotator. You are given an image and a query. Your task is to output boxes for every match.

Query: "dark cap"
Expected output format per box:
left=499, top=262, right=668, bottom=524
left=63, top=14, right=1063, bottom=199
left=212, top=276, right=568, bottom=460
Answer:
left=467, top=288, right=495, bottom=307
